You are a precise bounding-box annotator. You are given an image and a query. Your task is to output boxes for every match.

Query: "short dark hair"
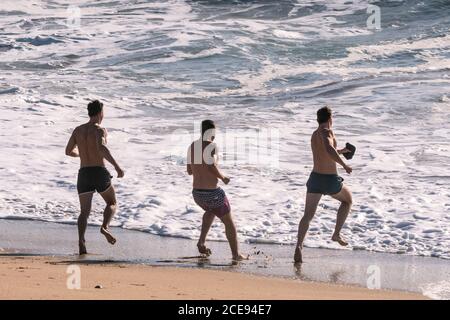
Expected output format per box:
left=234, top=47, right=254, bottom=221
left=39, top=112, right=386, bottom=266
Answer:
left=317, top=106, right=332, bottom=124
left=201, top=119, right=215, bottom=136
left=87, top=100, right=103, bottom=117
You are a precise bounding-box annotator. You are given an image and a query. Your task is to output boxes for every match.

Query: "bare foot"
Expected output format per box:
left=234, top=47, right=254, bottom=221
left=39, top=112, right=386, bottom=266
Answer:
left=197, top=242, right=212, bottom=256
left=232, top=254, right=249, bottom=262
left=332, top=234, right=348, bottom=246
left=100, top=227, right=117, bottom=245
left=294, top=246, right=303, bottom=263
left=79, top=241, right=87, bottom=255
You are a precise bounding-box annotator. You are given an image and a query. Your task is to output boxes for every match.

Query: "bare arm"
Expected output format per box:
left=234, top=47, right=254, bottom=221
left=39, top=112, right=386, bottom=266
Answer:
left=208, top=163, right=229, bottom=184
left=65, top=131, right=79, bottom=157
left=96, top=128, right=124, bottom=178
left=186, top=147, right=193, bottom=175
left=321, top=129, right=352, bottom=174
left=208, top=162, right=226, bottom=180
left=206, top=143, right=230, bottom=184
left=337, top=147, right=350, bottom=154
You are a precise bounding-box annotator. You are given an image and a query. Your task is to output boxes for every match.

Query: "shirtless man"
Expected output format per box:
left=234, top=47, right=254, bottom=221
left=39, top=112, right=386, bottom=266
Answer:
left=294, top=106, right=353, bottom=263
left=187, top=120, right=246, bottom=261
left=65, top=100, right=124, bottom=255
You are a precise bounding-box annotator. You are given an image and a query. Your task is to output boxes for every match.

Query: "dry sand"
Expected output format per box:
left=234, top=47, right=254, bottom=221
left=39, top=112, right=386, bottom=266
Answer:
left=0, top=255, right=426, bottom=300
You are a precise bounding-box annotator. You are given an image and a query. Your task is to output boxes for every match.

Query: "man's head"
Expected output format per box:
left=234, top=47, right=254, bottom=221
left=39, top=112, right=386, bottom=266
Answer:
left=88, top=100, right=104, bottom=123
left=201, top=119, right=216, bottom=141
left=317, top=106, right=332, bottom=126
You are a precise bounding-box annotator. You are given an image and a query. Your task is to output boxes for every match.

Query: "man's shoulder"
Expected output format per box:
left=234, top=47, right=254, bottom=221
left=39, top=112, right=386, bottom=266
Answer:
left=204, top=140, right=216, bottom=147
left=190, top=140, right=217, bottom=147
left=188, top=140, right=199, bottom=153
left=318, top=127, right=333, bottom=136
left=93, top=124, right=106, bottom=134
left=76, top=123, right=105, bottom=135
left=318, top=126, right=331, bottom=132
left=73, top=124, right=85, bottom=134
left=74, top=123, right=97, bottom=130
left=188, top=140, right=197, bottom=149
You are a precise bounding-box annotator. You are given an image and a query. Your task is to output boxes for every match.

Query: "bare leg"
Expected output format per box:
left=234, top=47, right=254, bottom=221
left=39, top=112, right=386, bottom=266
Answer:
left=330, top=185, right=352, bottom=246
left=197, top=211, right=215, bottom=256
left=220, top=212, right=247, bottom=261
left=99, top=185, right=117, bottom=245
left=78, top=192, right=94, bottom=255
left=294, top=192, right=322, bottom=263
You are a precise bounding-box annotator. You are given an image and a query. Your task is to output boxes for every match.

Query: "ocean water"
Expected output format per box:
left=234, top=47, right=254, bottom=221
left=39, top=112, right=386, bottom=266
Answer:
left=0, top=0, right=449, bottom=260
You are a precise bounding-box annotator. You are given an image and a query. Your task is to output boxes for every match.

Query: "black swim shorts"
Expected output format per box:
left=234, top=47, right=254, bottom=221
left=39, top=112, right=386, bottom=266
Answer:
left=77, top=166, right=112, bottom=195
left=306, top=171, right=344, bottom=195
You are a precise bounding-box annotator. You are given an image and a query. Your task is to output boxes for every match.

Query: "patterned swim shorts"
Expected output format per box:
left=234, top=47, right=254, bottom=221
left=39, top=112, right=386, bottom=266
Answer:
left=192, top=187, right=231, bottom=218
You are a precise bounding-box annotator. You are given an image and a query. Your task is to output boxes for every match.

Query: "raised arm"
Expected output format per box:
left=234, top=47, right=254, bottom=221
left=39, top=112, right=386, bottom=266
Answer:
left=65, top=131, right=79, bottom=157
left=95, top=127, right=124, bottom=178
left=320, top=128, right=352, bottom=174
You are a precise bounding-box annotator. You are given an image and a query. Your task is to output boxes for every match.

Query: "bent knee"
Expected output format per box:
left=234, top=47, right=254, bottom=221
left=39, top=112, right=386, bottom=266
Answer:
left=107, top=201, right=117, bottom=209
left=343, top=198, right=353, bottom=206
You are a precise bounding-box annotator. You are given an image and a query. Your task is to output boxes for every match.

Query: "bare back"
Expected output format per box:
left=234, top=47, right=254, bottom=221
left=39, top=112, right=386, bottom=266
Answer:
left=188, top=140, right=219, bottom=189
left=73, top=123, right=106, bottom=168
left=311, top=127, right=338, bottom=174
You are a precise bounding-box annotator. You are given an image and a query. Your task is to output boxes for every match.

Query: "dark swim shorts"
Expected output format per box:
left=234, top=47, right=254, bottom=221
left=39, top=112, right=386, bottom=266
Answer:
left=192, top=188, right=231, bottom=218
left=77, top=166, right=112, bottom=195
left=306, top=172, right=344, bottom=195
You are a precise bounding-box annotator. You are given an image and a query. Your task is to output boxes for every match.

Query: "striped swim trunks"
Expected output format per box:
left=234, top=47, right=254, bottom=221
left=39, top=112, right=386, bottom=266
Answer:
left=192, top=187, right=231, bottom=218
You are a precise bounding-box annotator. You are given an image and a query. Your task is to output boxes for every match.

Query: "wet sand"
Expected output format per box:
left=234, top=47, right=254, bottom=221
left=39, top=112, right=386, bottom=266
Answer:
left=0, top=255, right=426, bottom=300
left=0, top=219, right=446, bottom=299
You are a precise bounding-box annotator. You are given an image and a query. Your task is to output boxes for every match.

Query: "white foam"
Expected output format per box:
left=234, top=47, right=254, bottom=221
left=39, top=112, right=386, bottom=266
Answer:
left=0, top=0, right=449, bottom=262
left=421, top=280, right=450, bottom=300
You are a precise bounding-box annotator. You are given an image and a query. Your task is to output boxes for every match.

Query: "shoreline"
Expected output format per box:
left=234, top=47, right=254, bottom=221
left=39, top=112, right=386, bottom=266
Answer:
left=0, top=255, right=426, bottom=300
left=2, top=216, right=448, bottom=262
left=1, top=218, right=448, bottom=299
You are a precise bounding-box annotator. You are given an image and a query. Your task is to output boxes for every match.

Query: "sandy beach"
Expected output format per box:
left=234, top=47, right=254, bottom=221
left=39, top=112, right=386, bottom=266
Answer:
left=1, top=0, right=449, bottom=305
left=1, top=219, right=447, bottom=299
left=0, top=255, right=426, bottom=300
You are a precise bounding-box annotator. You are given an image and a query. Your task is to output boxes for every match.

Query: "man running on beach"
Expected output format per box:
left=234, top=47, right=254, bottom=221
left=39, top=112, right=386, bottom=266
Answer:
left=65, top=100, right=124, bottom=255
left=294, top=106, right=353, bottom=263
left=187, top=120, right=247, bottom=261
